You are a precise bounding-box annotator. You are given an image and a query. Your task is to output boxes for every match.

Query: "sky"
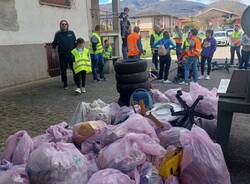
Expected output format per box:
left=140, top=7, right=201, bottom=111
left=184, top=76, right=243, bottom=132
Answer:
left=99, top=0, right=250, bottom=5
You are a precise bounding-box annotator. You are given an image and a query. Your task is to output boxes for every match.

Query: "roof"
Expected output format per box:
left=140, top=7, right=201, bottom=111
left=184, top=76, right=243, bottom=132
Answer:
left=196, top=8, right=238, bottom=20
left=132, top=10, right=177, bottom=18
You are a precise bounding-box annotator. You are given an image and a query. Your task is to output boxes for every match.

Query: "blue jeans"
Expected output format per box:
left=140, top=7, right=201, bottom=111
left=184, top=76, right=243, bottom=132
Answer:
left=184, top=56, right=198, bottom=83
left=128, top=55, right=140, bottom=61
left=122, top=46, right=128, bottom=59
left=152, top=51, right=159, bottom=70
left=240, top=50, right=250, bottom=69
left=91, top=54, right=104, bottom=80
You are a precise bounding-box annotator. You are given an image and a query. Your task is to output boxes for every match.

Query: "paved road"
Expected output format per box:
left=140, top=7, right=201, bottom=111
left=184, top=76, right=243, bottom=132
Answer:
left=213, top=46, right=231, bottom=60
left=0, top=53, right=249, bottom=183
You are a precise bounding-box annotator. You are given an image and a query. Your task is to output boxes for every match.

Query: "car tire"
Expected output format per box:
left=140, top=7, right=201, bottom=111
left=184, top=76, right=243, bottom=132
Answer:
left=116, top=81, right=151, bottom=94
left=114, top=59, right=147, bottom=75
left=116, top=71, right=149, bottom=84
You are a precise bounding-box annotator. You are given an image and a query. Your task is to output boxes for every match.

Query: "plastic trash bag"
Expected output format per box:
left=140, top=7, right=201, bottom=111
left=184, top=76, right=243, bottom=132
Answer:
left=165, top=177, right=180, bottom=184
left=46, top=122, right=72, bottom=143
left=98, top=133, right=166, bottom=173
left=87, top=168, right=135, bottom=184
left=81, top=125, right=114, bottom=154
left=0, top=164, right=29, bottom=184
left=70, top=99, right=111, bottom=126
left=150, top=89, right=170, bottom=103
left=164, top=89, right=193, bottom=106
left=109, top=103, right=136, bottom=125
left=189, top=82, right=218, bottom=117
left=102, top=114, right=159, bottom=145
left=1, top=130, right=33, bottom=165
left=158, top=127, right=189, bottom=148
left=196, top=119, right=217, bottom=140
left=26, top=142, right=94, bottom=184
left=180, top=126, right=231, bottom=184
left=32, top=122, right=72, bottom=150
left=140, top=162, right=163, bottom=184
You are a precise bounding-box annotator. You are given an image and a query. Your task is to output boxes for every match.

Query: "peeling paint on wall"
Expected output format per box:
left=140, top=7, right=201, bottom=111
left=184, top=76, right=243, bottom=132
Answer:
left=0, top=0, right=19, bottom=31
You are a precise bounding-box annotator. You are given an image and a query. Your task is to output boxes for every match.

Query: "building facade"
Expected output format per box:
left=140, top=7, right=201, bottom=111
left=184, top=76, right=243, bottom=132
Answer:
left=0, top=0, right=120, bottom=89
left=131, top=11, right=177, bottom=38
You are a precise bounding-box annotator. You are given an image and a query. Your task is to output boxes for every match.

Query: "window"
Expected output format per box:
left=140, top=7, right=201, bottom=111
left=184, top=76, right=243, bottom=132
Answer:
left=39, top=0, right=71, bottom=8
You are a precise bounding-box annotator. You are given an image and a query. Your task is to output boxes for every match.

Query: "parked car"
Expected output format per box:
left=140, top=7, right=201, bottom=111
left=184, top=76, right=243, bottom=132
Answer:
left=226, top=29, right=234, bottom=37
left=214, top=31, right=229, bottom=46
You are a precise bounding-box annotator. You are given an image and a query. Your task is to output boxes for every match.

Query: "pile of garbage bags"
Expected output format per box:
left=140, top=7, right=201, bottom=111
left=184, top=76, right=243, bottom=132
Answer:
left=0, top=83, right=231, bottom=184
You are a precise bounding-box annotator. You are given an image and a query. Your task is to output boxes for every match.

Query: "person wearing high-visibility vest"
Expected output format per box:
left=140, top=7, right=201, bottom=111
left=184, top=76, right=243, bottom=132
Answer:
left=89, top=25, right=105, bottom=81
left=71, top=38, right=92, bottom=94
left=150, top=25, right=163, bottom=70
left=173, top=26, right=183, bottom=60
left=179, top=29, right=201, bottom=85
left=127, top=26, right=144, bottom=60
left=103, top=39, right=113, bottom=60
left=230, top=25, right=242, bottom=65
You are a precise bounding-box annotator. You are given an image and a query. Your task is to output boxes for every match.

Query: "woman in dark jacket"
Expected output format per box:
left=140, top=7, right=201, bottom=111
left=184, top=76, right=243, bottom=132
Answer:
left=199, top=30, right=217, bottom=80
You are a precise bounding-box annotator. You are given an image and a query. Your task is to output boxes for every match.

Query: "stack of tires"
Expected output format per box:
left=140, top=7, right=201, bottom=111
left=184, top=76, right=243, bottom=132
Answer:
left=114, top=59, right=150, bottom=106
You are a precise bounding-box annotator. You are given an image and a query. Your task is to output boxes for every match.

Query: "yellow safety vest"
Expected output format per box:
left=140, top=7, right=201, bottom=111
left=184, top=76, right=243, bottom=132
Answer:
left=231, top=31, right=241, bottom=47
left=89, top=32, right=104, bottom=54
left=103, top=45, right=113, bottom=59
left=182, top=39, right=190, bottom=52
left=153, top=32, right=164, bottom=45
left=71, top=48, right=92, bottom=74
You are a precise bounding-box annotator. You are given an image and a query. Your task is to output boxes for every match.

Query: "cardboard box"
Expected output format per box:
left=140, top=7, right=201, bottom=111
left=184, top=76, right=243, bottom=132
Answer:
left=73, top=121, right=104, bottom=145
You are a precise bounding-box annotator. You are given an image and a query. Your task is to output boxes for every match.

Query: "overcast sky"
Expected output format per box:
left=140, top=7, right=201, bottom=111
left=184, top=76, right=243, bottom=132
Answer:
left=99, top=0, right=250, bottom=5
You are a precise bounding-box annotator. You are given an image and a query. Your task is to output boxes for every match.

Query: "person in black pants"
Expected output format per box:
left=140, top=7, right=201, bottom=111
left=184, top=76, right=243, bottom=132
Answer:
left=153, top=31, right=176, bottom=83
left=199, top=30, right=217, bottom=80
left=52, top=20, right=77, bottom=89
left=119, top=7, right=130, bottom=59
left=159, top=54, right=172, bottom=82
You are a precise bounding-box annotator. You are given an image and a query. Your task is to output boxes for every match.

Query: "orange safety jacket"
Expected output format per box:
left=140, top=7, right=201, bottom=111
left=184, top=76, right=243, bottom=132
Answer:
left=187, top=36, right=201, bottom=57
left=127, top=33, right=141, bottom=56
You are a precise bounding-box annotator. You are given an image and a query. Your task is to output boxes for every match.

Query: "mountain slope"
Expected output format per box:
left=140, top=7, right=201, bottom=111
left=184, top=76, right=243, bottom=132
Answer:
left=101, top=0, right=206, bottom=17
left=206, top=0, right=247, bottom=15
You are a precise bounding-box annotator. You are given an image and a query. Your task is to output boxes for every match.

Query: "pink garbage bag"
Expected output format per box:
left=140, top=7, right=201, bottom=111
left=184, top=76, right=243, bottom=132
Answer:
left=0, top=164, right=29, bottom=184
left=98, top=133, right=166, bottom=173
left=26, top=142, right=95, bottom=184
left=81, top=125, right=113, bottom=155
left=46, top=122, right=73, bottom=142
left=139, top=162, right=163, bottom=184
left=180, top=126, right=231, bottom=184
left=165, top=177, right=180, bottom=184
left=196, top=119, right=217, bottom=139
left=110, top=103, right=136, bottom=125
left=1, top=130, right=33, bottom=165
left=158, top=127, right=189, bottom=148
left=102, top=114, right=159, bottom=145
left=150, top=89, right=170, bottom=103
left=164, top=89, right=193, bottom=106
left=87, top=168, right=135, bottom=184
left=189, top=82, right=218, bottom=117
left=32, top=122, right=73, bottom=150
